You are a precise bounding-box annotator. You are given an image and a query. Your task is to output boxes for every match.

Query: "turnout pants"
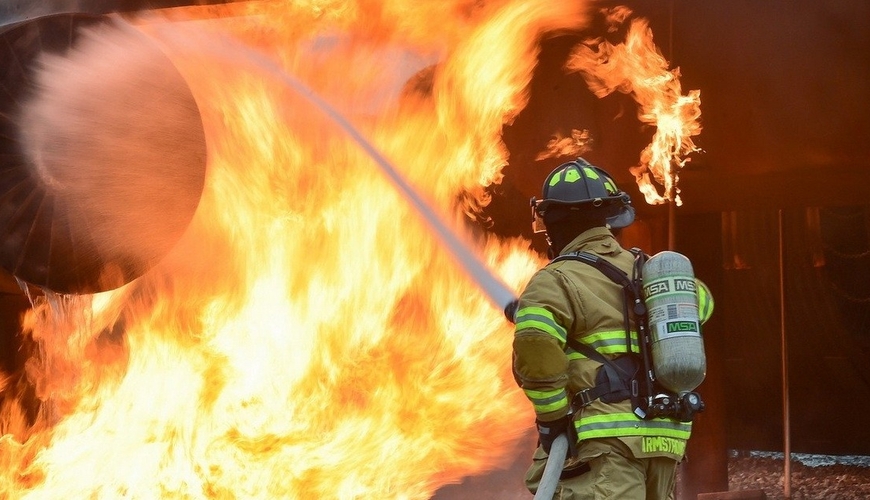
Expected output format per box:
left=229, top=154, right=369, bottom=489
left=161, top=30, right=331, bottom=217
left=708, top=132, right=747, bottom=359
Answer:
left=525, top=437, right=677, bottom=500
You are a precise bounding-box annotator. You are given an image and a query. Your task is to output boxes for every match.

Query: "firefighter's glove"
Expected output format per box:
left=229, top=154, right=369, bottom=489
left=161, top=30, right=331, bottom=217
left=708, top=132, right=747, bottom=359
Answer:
left=503, top=299, right=519, bottom=324
left=535, top=415, right=574, bottom=455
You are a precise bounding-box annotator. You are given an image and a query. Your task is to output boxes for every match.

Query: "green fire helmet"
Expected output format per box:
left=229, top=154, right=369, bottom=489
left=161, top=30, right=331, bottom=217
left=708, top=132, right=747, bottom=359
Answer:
left=530, top=158, right=635, bottom=233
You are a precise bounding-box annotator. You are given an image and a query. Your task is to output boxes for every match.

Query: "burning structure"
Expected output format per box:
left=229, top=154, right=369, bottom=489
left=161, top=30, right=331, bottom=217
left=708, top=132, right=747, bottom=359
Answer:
left=0, top=1, right=868, bottom=499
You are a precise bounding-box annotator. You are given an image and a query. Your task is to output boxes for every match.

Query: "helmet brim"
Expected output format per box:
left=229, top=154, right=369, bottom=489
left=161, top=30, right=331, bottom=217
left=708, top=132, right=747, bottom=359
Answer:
left=535, top=197, right=614, bottom=214
left=607, top=205, right=635, bottom=229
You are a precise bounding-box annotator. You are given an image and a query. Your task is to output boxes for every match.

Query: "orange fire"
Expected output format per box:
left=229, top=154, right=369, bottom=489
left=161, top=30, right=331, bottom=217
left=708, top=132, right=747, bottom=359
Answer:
left=566, top=7, right=702, bottom=206
left=0, top=2, right=699, bottom=498
left=0, top=1, right=588, bottom=498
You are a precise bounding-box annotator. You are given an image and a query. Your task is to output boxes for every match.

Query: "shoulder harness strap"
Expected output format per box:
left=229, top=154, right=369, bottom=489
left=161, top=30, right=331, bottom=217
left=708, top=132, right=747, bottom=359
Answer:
left=548, top=249, right=649, bottom=408
left=550, top=250, right=644, bottom=352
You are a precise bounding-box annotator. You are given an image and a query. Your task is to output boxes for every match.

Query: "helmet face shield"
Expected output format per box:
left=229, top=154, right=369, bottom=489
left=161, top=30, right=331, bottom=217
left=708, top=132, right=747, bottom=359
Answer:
left=607, top=204, right=635, bottom=229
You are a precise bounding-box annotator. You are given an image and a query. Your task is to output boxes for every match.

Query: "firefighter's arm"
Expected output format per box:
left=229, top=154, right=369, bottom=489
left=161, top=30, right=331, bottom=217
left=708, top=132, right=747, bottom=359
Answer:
left=513, top=330, right=571, bottom=453
left=513, top=332, right=569, bottom=419
left=512, top=270, right=573, bottom=451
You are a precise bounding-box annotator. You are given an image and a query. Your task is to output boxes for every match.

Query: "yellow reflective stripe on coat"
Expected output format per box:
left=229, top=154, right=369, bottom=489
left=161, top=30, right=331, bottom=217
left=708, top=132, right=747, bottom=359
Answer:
left=514, top=306, right=567, bottom=343
left=574, top=412, right=692, bottom=440
left=523, top=388, right=569, bottom=414
left=566, top=330, right=639, bottom=360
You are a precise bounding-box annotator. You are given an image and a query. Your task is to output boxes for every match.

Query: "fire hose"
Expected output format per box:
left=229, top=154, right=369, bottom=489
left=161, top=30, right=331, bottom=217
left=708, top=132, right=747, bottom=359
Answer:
left=533, top=433, right=569, bottom=500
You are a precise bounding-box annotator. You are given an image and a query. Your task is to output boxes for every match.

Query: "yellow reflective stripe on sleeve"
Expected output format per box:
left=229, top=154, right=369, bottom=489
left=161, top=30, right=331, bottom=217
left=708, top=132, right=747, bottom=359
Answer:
left=523, top=388, right=569, bottom=414
left=566, top=351, right=584, bottom=361
left=515, top=306, right=567, bottom=343
left=574, top=412, right=692, bottom=440
left=567, top=330, right=639, bottom=358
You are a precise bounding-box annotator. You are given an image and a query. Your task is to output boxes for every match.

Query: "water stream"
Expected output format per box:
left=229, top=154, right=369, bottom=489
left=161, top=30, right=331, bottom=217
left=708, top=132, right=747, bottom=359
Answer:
left=140, top=20, right=518, bottom=312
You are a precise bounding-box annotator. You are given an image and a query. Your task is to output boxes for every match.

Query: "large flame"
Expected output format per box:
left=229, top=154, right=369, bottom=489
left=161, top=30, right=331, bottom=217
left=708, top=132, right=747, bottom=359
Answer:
left=0, top=2, right=699, bottom=498
left=0, top=1, right=596, bottom=498
left=566, top=7, right=702, bottom=206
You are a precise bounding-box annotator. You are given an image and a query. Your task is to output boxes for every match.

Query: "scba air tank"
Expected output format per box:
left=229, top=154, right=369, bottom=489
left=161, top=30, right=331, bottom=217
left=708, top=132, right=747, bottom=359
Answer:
left=642, top=251, right=707, bottom=393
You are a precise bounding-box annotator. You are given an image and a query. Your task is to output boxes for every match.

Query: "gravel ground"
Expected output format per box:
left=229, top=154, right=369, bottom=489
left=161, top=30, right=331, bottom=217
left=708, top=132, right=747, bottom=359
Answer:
left=433, top=449, right=870, bottom=499
left=728, top=453, right=870, bottom=500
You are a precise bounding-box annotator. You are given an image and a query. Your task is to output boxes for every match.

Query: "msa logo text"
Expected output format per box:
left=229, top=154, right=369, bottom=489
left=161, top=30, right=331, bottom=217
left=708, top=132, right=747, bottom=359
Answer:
left=666, top=321, right=698, bottom=333
left=674, top=278, right=696, bottom=292
left=645, top=278, right=696, bottom=297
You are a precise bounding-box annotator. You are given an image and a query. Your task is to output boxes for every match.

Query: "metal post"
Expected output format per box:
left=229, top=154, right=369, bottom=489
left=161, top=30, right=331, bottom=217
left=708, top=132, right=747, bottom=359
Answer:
left=779, top=209, right=792, bottom=498
left=667, top=162, right=677, bottom=251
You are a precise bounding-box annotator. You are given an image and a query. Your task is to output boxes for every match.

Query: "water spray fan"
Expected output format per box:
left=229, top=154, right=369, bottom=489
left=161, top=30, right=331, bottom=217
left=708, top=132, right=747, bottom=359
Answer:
left=0, top=11, right=208, bottom=294
left=0, top=5, right=516, bottom=314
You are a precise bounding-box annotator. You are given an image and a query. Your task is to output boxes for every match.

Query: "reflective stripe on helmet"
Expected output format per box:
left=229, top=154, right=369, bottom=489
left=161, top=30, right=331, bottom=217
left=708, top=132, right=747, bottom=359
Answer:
left=564, top=167, right=582, bottom=183
left=582, top=166, right=598, bottom=180
left=548, top=171, right=562, bottom=187
left=604, top=176, right=619, bottom=195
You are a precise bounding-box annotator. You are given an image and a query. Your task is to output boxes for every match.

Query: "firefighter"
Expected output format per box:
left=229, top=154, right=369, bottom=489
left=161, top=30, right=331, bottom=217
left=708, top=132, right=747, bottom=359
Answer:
left=510, top=158, right=709, bottom=499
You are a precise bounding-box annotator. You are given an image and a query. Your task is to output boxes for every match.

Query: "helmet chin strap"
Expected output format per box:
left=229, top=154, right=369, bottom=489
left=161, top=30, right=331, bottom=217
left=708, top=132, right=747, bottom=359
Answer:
left=545, top=234, right=557, bottom=259
left=544, top=227, right=574, bottom=258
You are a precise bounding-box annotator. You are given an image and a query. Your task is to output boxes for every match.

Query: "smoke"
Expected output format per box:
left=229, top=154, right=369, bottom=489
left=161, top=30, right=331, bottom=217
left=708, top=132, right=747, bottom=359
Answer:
left=18, top=20, right=207, bottom=291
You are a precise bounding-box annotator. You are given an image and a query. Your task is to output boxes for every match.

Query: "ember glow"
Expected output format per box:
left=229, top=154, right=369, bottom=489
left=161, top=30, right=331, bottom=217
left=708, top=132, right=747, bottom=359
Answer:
left=567, top=7, right=702, bottom=206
